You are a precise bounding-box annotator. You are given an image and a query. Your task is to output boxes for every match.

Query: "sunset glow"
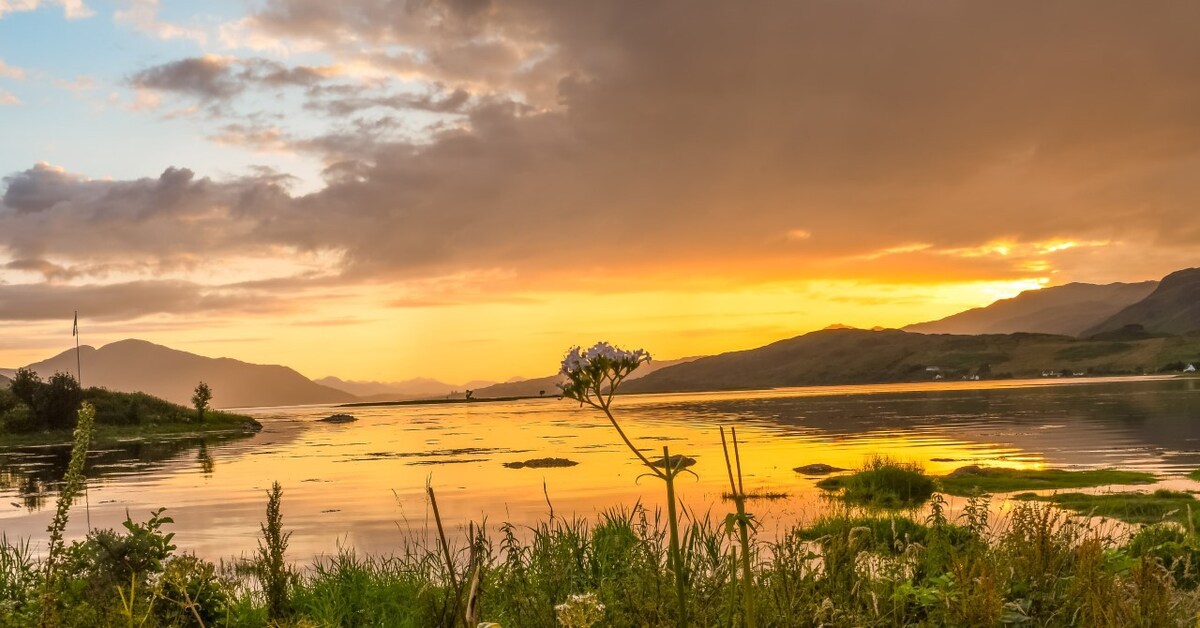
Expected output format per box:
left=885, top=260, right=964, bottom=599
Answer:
left=2, top=1, right=1198, bottom=383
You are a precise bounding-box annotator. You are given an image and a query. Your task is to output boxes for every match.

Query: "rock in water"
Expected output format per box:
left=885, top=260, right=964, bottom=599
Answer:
left=650, top=454, right=696, bottom=469
left=503, top=457, right=579, bottom=469
left=320, top=413, right=357, bottom=424
left=794, top=463, right=847, bottom=475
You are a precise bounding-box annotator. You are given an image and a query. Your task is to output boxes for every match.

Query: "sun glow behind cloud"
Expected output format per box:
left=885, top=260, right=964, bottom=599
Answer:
left=3, top=1, right=1200, bottom=382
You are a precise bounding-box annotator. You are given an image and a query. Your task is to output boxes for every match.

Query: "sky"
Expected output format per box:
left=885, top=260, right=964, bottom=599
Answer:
left=1, top=1, right=1199, bottom=383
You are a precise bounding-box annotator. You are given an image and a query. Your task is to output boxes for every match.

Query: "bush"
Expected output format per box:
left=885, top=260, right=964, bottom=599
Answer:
left=34, top=372, right=83, bottom=431
left=1127, top=524, right=1200, bottom=588
left=0, top=405, right=39, bottom=433
left=8, top=368, right=40, bottom=407
left=817, top=456, right=936, bottom=508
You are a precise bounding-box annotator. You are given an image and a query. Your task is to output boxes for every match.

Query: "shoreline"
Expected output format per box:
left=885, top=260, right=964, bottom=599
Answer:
left=337, top=394, right=557, bottom=408
left=0, top=413, right=262, bottom=448
left=332, top=373, right=1183, bottom=409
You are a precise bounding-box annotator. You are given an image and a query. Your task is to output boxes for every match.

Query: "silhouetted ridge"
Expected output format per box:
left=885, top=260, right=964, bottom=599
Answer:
left=23, top=339, right=353, bottom=408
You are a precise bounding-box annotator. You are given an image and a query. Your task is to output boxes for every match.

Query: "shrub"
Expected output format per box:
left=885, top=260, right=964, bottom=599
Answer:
left=818, top=456, right=936, bottom=508
left=34, top=373, right=83, bottom=431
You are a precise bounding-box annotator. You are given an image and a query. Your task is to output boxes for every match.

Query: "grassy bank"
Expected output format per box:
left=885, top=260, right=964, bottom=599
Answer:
left=5, top=489, right=1200, bottom=626
left=0, top=387, right=261, bottom=447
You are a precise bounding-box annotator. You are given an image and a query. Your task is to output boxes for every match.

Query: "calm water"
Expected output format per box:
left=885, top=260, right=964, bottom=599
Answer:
left=2, top=376, right=1199, bottom=561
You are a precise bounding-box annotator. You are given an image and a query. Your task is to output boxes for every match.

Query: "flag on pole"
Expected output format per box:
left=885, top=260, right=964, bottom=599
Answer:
left=73, top=311, right=78, bottom=337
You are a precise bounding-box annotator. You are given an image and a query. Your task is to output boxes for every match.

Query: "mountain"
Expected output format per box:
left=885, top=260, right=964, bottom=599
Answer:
left=1083, top=268, right=1200, bottom=337
left=624, top=328, right=1200, bottom=394
left=316, top=376, right=460, bottom=399
left=465, top=375, right=564, bottom=398
left=0, top=373, right=10, bottom=388
left=903, top=281, right=1158, bottom=337
left=462, top=357, right=704, bottom=399
left=24, top=339, right=355, bottom=408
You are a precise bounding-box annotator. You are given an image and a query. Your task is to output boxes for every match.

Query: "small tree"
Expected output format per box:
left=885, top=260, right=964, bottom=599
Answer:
left=192, top=382, right=212, bottom=422
left=35, top=372, right=83, bottom=431
left=10, top=367, right=41, bottom=407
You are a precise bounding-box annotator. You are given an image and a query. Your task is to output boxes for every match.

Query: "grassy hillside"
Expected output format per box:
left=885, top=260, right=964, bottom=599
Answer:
left=1085, top=268, right=1200, bottom=336
left=905, top=281, right=1157, bottom=336
left=624, top=328, right=1200, bottom=393
left=0, top=385, right=261, bottom=446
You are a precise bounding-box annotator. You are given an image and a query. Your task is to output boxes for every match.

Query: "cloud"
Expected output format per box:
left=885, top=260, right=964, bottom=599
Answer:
left=0, top=58, right=24, bottom=79
left=0, top=89, right=19, bottom=106
left=114, top=0, right=206, bottom=43
left=8, top=1, right=1200, bottom=325
left=0, top=163, right=295, bottom=267
left=0, top=280, right=283, bottom=321
left=0, top=0, right=91, bottom=20
left=129, top=55, right=337, bottom=102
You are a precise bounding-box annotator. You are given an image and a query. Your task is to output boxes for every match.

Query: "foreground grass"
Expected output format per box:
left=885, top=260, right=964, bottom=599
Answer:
left=938, top=466, right=1158, bottom=496
left=7, top=492, right=1200, bottom=627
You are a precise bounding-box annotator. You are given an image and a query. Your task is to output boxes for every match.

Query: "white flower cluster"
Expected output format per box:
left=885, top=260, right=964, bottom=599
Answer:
left=554, top=592, right=606, bottom=628
left=559, top=341, right=651, bottom=376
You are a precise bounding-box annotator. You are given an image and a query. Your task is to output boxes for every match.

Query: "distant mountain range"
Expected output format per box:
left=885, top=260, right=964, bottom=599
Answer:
left=436, top=357, right=702, bottom=399
left=22, top=339, right=354, bottom=408
left=7, top=267, right=1198, bottom=405
left=629, top=266, right=1200, bottom=394
left=904, top=281, right=1158, bottom=336
left=313, top=376, right=497, bottom=400
left=1082, top=268, right=1200, bottom=337
left=624, top=327, right=1200, bottom=394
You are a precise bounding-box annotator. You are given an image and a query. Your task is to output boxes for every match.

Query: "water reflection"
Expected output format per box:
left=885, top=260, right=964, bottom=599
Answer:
left=0, top=431, right=252, bottom=511
left=0, top=376, right=1196, bottom=562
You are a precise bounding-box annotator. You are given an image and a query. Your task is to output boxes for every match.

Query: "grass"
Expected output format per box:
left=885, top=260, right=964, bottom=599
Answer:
left=0, top=387, right=261, bottom=447
left=815, top=456, right=936, bottom=508
left=1015, top=489, right=1200, bottom=527
left=8, top=495, right=1200, bottom=627
left=938, top=465, right=1157, bottom=496
left=1054, top=342, right=1134, bottom=361
left=1187, top=468, right=1200, bottom=482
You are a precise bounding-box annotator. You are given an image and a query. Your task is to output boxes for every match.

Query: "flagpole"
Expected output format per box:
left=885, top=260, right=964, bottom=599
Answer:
left=73, top=310, right=82, bottom=388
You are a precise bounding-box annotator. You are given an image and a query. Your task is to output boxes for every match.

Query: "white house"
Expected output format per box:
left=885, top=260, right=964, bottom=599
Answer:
left=1186, top=363, right=1197, bottom=373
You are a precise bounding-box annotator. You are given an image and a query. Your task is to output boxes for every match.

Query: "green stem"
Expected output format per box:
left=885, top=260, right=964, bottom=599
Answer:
left=594, top=400, right=663, bottom=476
left=663, top=446, right=687, bottom=628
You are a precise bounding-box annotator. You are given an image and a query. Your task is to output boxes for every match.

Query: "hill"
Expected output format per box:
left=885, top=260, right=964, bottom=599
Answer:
left=312, top=376, right=496, bottom=399
left=441, top=357, right=703, bottom=399
left=0, top=373, right=9, bottom=388
left=904, top=282, right=1157, bottom=336
left=624, top=328, right=1200, bottom=394
left=1084, top=268, right=1200, bottom=337
left=23, top=339, right=354, bottom=408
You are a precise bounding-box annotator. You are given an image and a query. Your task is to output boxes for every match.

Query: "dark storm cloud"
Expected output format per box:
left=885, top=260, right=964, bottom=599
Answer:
left=0, top=163, right=291, bottom=264
left=7, top=0, right=1200, bottom=321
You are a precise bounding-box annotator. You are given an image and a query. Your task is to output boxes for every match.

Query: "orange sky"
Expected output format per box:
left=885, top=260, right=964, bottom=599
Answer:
left=2, top=2, right=1199, bottom=382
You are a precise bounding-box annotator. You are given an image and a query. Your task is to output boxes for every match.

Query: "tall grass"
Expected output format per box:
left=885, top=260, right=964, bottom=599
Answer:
left=5, top=488, right=1200, bottom=626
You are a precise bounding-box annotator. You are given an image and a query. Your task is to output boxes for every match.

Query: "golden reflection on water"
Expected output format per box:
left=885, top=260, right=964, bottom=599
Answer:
left=0, top=376, right=1195, bottom=561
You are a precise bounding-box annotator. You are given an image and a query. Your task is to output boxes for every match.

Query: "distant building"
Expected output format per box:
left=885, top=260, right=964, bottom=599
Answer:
left=1186, top=364, right=1197, bottom=373
left=925, top=366, right=942, bottom=372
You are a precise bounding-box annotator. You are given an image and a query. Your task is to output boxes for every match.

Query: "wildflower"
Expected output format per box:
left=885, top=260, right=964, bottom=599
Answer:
left=558, top=341, right=651, bottom=405
left=555, top=592, right=605, bottom=628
